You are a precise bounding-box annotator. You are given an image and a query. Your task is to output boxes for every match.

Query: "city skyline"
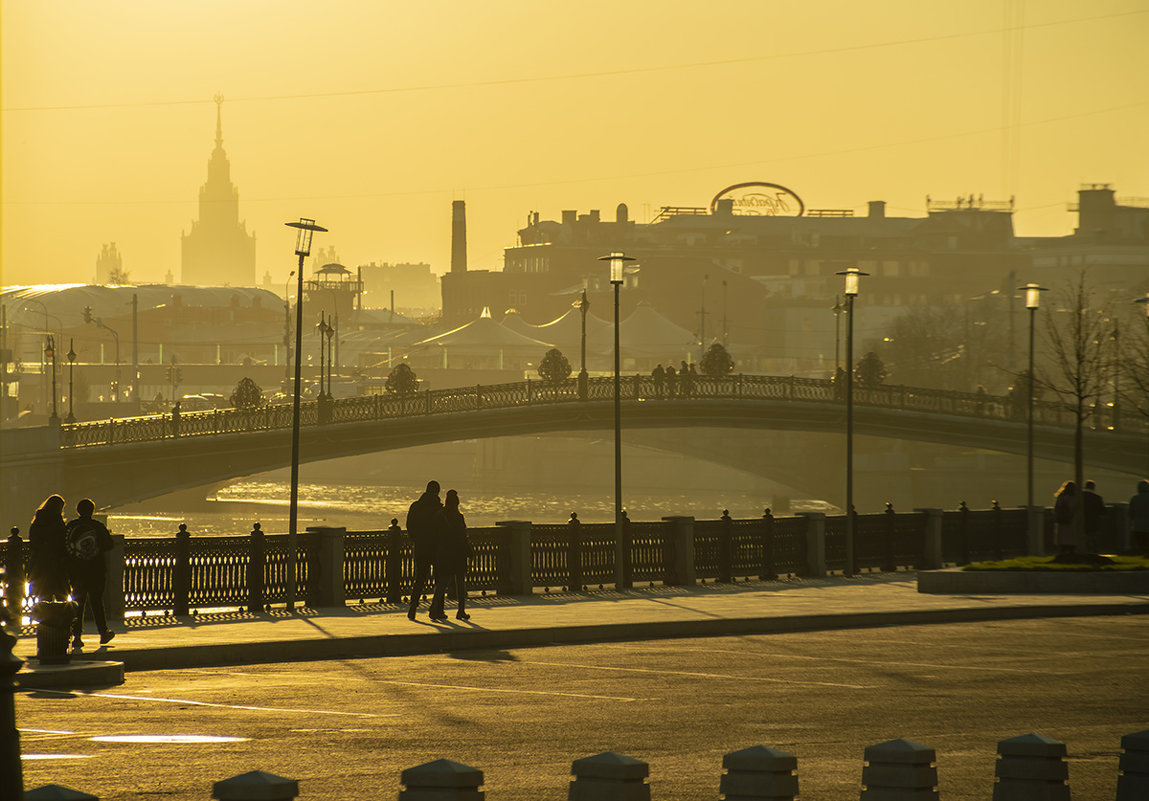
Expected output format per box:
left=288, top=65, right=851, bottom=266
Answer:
left=3, top=0, right=1148, bottom=287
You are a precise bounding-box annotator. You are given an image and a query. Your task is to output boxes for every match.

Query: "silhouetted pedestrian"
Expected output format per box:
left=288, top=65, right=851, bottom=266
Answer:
left=1082, top=480, right=1105, bottom=552
left=665, top=364, right=677, bottom=398
left=1053, top=481, right=1078, bottom=554
left=28, top=495, right=69, bottom=601
left=679, top=361, right=692, bottom=397
left=428, top=489, right=471, bottom=622
left=406, top=480, right=442, bottom=620
left=1129, top=479, right=1149, bottom=552
left=170, top=401, right=181, bottom=437
left=651, top=364, right=665, bottom=397
left=65, top=499, right=115, bottom=650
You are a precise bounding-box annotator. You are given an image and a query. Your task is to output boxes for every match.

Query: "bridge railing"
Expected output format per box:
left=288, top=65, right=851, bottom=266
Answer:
left=0, top=504, right=1056, bottom=623
left=54, top=374, right=1143, bottom=450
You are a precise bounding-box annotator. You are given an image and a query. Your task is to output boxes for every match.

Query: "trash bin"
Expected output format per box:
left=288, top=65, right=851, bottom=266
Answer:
left=34, top=600, right=77, bottom=665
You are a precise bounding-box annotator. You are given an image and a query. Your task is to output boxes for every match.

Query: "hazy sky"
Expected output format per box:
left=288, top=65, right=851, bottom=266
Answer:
left=3, top=0, right=1147, bottom=288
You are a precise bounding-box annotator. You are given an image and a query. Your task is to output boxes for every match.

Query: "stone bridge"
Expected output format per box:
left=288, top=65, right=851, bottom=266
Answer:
left=1, top=375, right=1144, bottom=514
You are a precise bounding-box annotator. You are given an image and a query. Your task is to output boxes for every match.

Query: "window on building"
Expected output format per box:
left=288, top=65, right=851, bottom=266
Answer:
left=882, top=260, right=900, bottom=276
left=804, top=260, right=819, bottom=276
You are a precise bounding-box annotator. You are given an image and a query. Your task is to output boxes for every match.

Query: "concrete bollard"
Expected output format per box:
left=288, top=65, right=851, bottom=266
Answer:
left=569, top=751, right=650, bottom=801
left=400, top=759, right=484, bottom=801
left=720, top=744, right=798, bottom=800
left=860, top=738, right=938, bottom=800
left=25, top=786, right=100, bottom=800
left=993, top=733, right=1069, bottom=801
left=1117, top=729, right=1149, bottom=801
left=212, top=770, right=299, bottom=801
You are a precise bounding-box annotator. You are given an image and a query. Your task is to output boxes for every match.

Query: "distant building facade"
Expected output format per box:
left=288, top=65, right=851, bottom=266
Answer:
left=95, top=242, right=127, bottom=284
left=359, top=262, right=440, bottom=312
left=181, top=97, right=256, bottom=287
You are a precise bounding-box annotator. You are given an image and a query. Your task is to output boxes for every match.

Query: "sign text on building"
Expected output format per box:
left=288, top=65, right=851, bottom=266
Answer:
left=710, top=182, right=805, bottom=217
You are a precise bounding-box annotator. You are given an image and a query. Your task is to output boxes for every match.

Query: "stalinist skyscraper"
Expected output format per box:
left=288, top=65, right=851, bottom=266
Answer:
left=181, top=96, right=256, bottom=286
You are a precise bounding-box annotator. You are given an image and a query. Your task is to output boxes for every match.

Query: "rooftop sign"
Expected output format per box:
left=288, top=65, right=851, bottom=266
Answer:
left=710, top=182, right=805, bottom=217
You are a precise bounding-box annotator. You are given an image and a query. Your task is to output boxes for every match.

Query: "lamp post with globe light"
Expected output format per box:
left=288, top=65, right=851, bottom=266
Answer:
left=1018, top=282, right=1048, bottom=509
left=284, top=217, right=327, bottom=611
left=600, top=252, right=635, bottom=587
left=576, top=289, right=590, bottom=400
left=836, top=267, right=868, bottom=577
left=66, top=339, right=77, bottom=424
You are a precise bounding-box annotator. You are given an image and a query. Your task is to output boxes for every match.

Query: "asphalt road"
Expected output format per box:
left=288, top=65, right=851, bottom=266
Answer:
left=17, top=615, right=1149, bottom=800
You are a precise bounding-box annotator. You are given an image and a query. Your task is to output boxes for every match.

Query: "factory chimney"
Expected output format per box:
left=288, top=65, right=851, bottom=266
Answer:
left=451, top=200, right=467, bottom=274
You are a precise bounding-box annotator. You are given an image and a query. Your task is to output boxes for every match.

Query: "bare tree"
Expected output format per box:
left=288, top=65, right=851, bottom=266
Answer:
left=1038, top=273, right=1113, bottom=549
left=1120, top=307, right=1149, bottom=458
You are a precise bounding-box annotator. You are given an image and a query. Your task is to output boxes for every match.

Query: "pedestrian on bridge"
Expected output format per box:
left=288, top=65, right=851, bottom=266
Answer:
left=429, top=489, right=471, bottom=622
left=1082, top=480, right=1106, bottom=553
left=652, top=364, right=665, bottom=397
left=665, top=364, right=677, bottom=398
left=406, top=480, right=442, bottom=620
left=28, top=494, right=69, bottom=601
left=65, top=498, right=115, bottom=650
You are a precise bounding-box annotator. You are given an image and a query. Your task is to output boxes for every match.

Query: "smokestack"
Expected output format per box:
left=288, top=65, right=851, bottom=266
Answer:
left=868, top=200, right=886, bottom=218
left=451, top=200, right=467, bottom=274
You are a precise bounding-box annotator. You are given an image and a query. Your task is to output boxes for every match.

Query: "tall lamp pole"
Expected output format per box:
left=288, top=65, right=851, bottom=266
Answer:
left=284, top=217, right=327, bottom=611
left=837, top=267, right=868, bottom=577
left=832, top=297, right=844, bottom=375
left=1019, top=282, right=1047, bottom=509
left=45, top=335, right=59, bottom=425
left=66, top=339, right=77, bottom=424
left=600, top=252, right=635, bottom=588
left=576, top=289, right=589, bottom=400
left=283, top=271, right=295, bottom=381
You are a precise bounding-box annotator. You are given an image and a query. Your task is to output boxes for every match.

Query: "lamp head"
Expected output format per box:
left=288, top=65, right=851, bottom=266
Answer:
left=599, top=252, right=636, bottom=285
left=1017, top=282, right=1048, bottom=310
left=285, top=218, right=328, bottom=257
left=836, top=267, right=869, bottom=297
left=67, top=338, right=76, bottom=363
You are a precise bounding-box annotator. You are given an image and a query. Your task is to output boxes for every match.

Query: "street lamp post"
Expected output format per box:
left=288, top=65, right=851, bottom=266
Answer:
left=1136, top=295, right=1149, bottom=474
left=1019, top=282, right=1048, bottom=509
left=600, top=252, right=635, bottom=589
left=317, top=312, right=328, bottom=401
left=66, top=339, right=77, bottom=424
left=832, top=297, right=844, bottom=375
left=45, top=335, right=59, bottom=425
left=576, top=289, right=589, bottom=400
left=836, top=267, right=868, bottom=577
left=284, top=217, right=327, bottom=611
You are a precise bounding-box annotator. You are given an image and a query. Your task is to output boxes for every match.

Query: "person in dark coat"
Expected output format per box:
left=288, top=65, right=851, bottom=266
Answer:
left=1053, top=481, right=1078, bottom=554
left=28, top=494, right=69, bottom=601
left=428, top=489, right=471, bottom=622
left=405, top=480, right=442, bottom=620
left=65, top=498, right=115, bottom=649
left=1082, top=480, right=1105, bottom=552
left=651, top=364, right=665, bottom=397
left=1129, top=479, right=1149, bottom=553
left=665, top=364, right=677, bottom=398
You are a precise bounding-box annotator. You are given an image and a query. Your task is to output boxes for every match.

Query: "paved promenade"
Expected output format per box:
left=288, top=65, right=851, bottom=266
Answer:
left=12, top=572, right=1149, bottom=672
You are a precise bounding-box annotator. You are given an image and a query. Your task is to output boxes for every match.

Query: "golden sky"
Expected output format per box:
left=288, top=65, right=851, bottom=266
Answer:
left=2, top=0, right=1147, bottom=288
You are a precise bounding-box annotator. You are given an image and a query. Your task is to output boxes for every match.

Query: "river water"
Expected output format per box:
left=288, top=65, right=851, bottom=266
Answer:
left=105, top=478, right=834, bottom=538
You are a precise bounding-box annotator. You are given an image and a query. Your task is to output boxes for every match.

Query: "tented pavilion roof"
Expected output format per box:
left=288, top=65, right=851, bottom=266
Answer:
left=532, top=307, right=613, bottom=353
left=617, top=301, right=697, bottom=360
left=413, top=313, right=555, bottom=351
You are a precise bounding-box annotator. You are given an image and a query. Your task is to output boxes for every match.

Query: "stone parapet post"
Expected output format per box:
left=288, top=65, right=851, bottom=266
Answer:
left=495, top=521, right=532, bottom=596
left=103, top=529, right=126, bottom=626
left=173, top=524, right=191, bottom=617
left=861, top=738, right=938, bottom=800
left=385, top=519, right=404, bottom=604
left=400, top=759, right=484, bottom=801
left=213, top=770, right=298, bottom=801
left=1117, top=729, right=1149, bottom=801
left=1026, top=506, right=1047, bottom=557
left=305, top=527, right=346, bottom=608
left=569, top=752, right=650, bottom=801
left=720, top=744, right=798, bottom=800
left=993, top=733, right=1069, bottom=801
left=914, top=509, right=943, bottom=570
left=796, top=513, right=826, bottom=577
left=661, top=516, right=695, bottom=586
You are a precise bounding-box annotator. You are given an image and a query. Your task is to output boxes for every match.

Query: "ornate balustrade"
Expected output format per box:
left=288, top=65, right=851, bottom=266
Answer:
left=0, top=504, right=1054, bottom=621
left=55, top=375, right=1141, bottom=451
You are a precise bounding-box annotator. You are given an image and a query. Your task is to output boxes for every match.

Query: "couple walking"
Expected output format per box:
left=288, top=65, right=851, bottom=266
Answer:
left=406, top=480, right=472, bottom=622
left=29, top=494, right=116, bottom=650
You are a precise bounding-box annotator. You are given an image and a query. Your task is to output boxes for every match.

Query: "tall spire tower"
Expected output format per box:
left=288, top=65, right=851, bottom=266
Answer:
left=180, top=94, right=257, bottom=286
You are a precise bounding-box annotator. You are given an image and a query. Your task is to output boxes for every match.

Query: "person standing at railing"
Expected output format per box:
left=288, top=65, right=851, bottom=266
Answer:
left=1082, top=480, right=1106, bottom=553
left=406, top=480, right=442, bottom=621
left=1053, top=481, right=1079, bottom=556
left=651, top=364, right=665, bottom=397
left=170, top=400, right=181, bottom=438
left=428, top=489, right=471, bottom=622
left=665, top=364, right=677, bottom=398
left=679, top=361, right=693, bottom=397
left=28, top=495, right=70, bottom=602
left=64, top=498, right=115, bottom=650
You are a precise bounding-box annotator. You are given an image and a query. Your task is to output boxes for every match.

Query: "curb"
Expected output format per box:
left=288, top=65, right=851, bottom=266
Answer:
left=68, top=600, right=1149, bottom=673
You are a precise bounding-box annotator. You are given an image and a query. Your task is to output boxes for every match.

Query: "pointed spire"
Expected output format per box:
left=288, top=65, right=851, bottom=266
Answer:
left=213, top=93, right=224, bottom=148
